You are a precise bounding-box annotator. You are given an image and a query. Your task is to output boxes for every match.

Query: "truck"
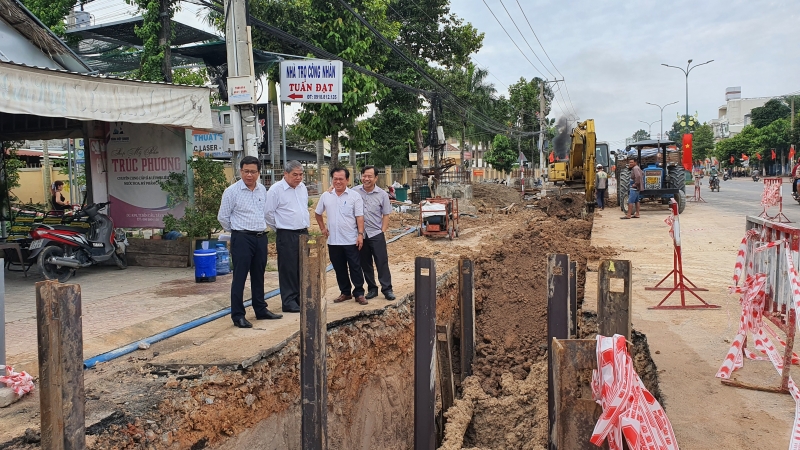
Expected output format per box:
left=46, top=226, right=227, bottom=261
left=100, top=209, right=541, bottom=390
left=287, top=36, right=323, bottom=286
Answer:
left=616, top=139, right=686, bottom=214
left=547, top=119, right=611, bottom=209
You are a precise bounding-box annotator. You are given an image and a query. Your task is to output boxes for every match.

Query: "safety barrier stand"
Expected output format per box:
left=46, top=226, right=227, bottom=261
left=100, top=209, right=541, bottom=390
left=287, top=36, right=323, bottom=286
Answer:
left=687, top=175, right=706, bottom=202
left=759, top=177, right=791, bottom=223
left=647, top=198, right=718, bottom=309
left=718, top=216, right=800, bottom=396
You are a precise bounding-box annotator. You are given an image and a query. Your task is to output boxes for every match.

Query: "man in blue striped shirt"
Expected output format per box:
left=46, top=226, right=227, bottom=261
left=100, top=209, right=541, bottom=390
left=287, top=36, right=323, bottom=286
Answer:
left=266, top=160, right=310, bottom=313
left=218, top=156, right=282, bottom=328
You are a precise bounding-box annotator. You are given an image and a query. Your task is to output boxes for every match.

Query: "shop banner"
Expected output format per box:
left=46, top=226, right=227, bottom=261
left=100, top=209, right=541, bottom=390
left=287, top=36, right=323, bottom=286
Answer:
left=107, top=123, right=186, bottom=228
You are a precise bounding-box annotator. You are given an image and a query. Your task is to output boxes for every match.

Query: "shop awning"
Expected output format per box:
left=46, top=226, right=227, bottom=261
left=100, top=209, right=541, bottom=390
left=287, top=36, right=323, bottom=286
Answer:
left=0, top=61, right=213, bottom=130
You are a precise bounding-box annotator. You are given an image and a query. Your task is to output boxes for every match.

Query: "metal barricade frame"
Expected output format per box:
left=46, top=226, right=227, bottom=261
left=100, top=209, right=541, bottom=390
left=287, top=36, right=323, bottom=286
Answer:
left=759, top=177, right=791, bottom=223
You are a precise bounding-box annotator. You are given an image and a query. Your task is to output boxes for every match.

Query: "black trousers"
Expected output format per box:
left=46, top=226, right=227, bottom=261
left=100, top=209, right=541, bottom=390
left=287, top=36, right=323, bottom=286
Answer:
left=329, top=244, right=365, bottom=297
left=276, top=228, right=308, bottom=309
left=230, top=231, right=268, bottom=321
left=359, top=232, right=392, bottom=294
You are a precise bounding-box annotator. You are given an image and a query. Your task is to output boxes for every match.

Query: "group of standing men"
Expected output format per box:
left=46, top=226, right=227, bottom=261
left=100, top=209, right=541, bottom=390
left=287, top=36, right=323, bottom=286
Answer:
left=217, top=156, right=394, bottom=329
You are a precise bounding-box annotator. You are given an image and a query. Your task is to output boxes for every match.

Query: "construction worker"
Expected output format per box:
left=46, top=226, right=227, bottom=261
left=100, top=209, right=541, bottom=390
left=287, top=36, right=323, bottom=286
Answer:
left=595, top=164, right=608, bottom=210
left=621, top=157, right=643, bottom=219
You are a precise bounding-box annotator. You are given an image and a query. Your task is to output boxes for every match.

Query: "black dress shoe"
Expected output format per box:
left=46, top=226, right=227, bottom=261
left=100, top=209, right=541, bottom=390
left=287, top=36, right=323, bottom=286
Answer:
left=365, top=290, right=379, bottom=299
left=282, top=304, right=301, bottom=313
left=384, top=290, right=396, bottom=300
left=233, top=318, right=253, bottom=328
left=256, top=310, right=283, bottom=320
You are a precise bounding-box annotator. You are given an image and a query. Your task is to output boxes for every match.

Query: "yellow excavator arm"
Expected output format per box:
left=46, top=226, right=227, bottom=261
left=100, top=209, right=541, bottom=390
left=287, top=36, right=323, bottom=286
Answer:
left=547, top=119, right=597, bottom=204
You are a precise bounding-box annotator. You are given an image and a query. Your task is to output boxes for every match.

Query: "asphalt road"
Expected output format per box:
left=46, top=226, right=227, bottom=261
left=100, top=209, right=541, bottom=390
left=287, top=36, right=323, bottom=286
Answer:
left=691, top=175, right=800, bottom=224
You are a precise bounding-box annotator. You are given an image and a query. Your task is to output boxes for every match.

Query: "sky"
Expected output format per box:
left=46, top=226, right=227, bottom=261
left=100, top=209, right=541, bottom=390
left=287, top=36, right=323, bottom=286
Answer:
left=448, top=0, right=800, bottom=148
left=82, top=0, right=799, bottom=148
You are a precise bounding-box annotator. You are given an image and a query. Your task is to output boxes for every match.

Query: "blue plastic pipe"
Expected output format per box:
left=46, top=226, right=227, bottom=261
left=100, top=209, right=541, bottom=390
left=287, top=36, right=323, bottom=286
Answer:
left=84, top=227, right=417, bottom=368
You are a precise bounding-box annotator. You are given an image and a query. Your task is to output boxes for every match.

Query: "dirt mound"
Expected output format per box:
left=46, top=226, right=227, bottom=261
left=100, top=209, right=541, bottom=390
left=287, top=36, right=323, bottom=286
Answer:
left=472, top=216, right=616, bottom=397
left=536, top=193, right=586, bottom=219
left=472, top=183, right=522, bottom=209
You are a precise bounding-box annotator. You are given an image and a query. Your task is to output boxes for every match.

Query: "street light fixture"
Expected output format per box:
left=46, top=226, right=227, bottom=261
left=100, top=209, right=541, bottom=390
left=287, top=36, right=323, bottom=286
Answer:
left=638, top=119, right=660, bottom=139
left=646, top=101, right=679, bottom=148
left=661, top=59, right=714, bottom=134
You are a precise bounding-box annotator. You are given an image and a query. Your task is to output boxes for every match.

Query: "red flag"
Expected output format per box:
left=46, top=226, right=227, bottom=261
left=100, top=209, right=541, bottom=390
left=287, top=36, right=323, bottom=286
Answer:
left=548, top=152, right=554, bottom=163
left=682, top=134, right=693, bottom=171
left=756, top=153, right=762, bottom=160
left=791, top=145, right=796, bottom=160
left=742, top=153, right=749, bottom=160
left=730, top=156, right=734, bottom=164
left=772, top=149, right=776, bottom=160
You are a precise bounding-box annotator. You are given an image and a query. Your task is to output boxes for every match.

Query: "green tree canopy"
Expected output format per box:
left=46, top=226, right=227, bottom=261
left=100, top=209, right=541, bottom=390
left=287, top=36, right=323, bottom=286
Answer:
left=750, top=99, right=791, bottom=128
left=692, top=123, right=714, bottom=162
left=485, top=134, right=515, bottom=173
left=631, top=129, right=649, bottom=142
left=19, top=0, right=73, bottom=36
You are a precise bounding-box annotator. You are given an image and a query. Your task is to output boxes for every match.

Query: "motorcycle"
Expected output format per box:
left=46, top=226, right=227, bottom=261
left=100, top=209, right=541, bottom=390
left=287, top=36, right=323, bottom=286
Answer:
left=753, top=174, right=760, bottom=182
left=723, top=173, right=730, bottom=181
left=28, top=202, right=128, bottom=282
left=709, top=174, right=720, bottom=192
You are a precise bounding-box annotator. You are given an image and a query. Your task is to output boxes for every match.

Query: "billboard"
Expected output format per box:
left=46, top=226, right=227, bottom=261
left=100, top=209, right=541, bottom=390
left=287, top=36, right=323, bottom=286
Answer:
left=280, top=60, right=343, bottom=103
left=192, top=131, right=229, bottom=158
left=106, top=123, right=186, bottom=228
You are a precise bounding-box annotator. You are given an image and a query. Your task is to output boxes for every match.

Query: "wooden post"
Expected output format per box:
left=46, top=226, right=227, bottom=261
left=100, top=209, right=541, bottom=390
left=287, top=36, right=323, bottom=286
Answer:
left=597, top=260, right=632, bottom=339
left=300, top=235, right=328, bottom=450
left=385, top=165, right=393, bottom=188
left=569, top=261, right=577, bottom=338
left=415, top=257, right=436, bottom=450
left=436, top=323, right=454, bottom=413
left=547, top=254, right=571, bottom=450
left=321, top=166, right=330, bottom=192
left=459, top=258, right=475, bottom=380
left=36, top=281, right=85, bottom=450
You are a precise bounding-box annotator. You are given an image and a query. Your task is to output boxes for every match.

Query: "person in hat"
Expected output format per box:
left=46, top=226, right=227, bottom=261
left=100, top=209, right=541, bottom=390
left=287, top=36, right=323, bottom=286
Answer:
left=595, top=164, right=608, bottom=210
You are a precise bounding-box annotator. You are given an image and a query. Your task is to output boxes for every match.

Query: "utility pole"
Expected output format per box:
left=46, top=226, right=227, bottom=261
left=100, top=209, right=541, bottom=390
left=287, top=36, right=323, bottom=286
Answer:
left=225, top=0, right=259, bottom=178
left=42, top=141, right=51, bottom=207
left=539, top=80, right=545, bottom=178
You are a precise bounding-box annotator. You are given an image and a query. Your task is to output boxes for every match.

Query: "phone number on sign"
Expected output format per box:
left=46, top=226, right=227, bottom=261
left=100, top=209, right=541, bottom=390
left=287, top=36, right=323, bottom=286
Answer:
left=308, top=94, right=338, bottom=100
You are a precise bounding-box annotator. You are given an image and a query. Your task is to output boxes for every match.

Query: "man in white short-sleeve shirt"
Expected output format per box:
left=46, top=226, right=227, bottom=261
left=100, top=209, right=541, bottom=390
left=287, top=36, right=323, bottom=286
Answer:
left=315, top=167, right=368, bottom=305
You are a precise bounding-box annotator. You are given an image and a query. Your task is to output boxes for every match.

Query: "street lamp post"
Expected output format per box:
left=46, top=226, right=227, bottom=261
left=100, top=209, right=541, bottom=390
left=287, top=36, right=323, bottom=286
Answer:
left=661, top=59, right=714, bottom=134
left=638, top=119, right=660, bottom=139
left=646, top=101, right=679, bottom=148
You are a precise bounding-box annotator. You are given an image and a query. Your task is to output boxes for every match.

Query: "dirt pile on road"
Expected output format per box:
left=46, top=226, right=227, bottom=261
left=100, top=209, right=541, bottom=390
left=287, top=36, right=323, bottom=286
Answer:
left=471, top=183, right=522, bottom=209
left=536, top=193, right=587, bottom=219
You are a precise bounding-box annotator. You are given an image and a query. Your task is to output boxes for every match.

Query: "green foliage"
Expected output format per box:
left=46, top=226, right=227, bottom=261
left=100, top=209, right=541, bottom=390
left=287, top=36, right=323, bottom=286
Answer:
left=692, top=123, right=714, bottom=161
left=19, top=0, right=74, bottom=36
left=631, top=129, right=649, bottom=142
left=750, top=99, right=790, bottom=128
left=158, top=157, right=228, bottom=238
left=127, top=0, right=178, bottom=81
left=713, top=120, right=792, bottom=166
left=486, top=134, right=515, bottom=173
left=172, top=68, right=208, bottom=86
left=2, top=149, right=25, bottom=205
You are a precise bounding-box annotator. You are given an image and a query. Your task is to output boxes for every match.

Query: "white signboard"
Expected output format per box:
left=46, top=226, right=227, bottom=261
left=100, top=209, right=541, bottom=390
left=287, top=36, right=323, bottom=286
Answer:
left=192, top=131, right=230, bottom=158
left=280, top=60, right=343, bottom=103
left=227, top=76, right=255, bottom=105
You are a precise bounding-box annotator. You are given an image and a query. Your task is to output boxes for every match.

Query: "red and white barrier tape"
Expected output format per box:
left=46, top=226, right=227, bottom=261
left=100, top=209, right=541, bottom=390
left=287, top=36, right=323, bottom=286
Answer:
left=0, top=365, right=34, bottom=397
left=733, top=229, right=759, bottom=286
left=718, top=234, right=800, bottom=450
left=762, top=182, right=782, bottom=208
left=591, top=334, right=679, bottom=450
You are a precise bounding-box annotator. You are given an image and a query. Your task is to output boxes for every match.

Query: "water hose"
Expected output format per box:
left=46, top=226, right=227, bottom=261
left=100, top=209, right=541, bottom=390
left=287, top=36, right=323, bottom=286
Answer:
left=84, top=227, right=418, bottom=368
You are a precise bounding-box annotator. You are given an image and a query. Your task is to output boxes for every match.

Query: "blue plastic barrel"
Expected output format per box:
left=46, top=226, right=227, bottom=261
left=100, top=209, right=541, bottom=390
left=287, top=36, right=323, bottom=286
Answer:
left=194, top=249, right=217, bottom=282
left=215, top=243, right=230, bottom=275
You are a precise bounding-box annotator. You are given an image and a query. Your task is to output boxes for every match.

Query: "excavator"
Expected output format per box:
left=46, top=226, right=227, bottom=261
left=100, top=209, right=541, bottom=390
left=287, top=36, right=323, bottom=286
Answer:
left=547, top=119, right=607, bottom=208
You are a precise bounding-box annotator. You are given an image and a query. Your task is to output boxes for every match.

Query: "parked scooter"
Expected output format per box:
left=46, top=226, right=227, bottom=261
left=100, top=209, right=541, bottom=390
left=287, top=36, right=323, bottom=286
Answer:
left=723, top=173, right=730, bottom=181
left=28, top=202, right=128, bottom=282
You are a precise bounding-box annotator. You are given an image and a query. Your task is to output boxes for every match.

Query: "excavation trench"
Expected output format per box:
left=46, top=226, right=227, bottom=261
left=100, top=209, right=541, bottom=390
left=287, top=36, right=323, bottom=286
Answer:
left=0, top=191, right=662, bottom=450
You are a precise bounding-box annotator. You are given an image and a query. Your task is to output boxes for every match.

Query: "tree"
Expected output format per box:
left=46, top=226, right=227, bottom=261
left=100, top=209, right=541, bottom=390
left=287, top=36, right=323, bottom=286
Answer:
left=251, top=0, right=397, bottom=168
left=750, top=99, right=790, bottom=128
left=631, top=129, right=649, bottom=142
left=507, top=77, right=552, bottom=165
left=127, top=0, right=178, bottom=82
left=159, top=157, right=228, bottom=238
left=485, top=134, right=515, bottom=173
left=692, top=123, right=714, bottom=161
left=19, top=0, right=74, bottom=36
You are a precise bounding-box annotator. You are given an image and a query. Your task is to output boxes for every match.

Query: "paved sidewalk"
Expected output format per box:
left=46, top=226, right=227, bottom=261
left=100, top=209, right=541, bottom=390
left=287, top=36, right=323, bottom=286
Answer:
left=2, top=263, right=273, bottom=376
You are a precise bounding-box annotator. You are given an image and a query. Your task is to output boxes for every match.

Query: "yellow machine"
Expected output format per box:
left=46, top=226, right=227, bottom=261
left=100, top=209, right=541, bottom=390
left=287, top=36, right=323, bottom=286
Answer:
left=548, top=119, right=598, bottom=205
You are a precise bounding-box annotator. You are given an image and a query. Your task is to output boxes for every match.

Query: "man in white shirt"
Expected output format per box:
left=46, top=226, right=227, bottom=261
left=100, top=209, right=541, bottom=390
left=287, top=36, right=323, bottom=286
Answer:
left=315, top=167, right=368, bottom=305
left=218, top=156, right=282, bottom=328
left=266, top=160, right=310, bottom=313
left=353, top=166, right=395, bottom=300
